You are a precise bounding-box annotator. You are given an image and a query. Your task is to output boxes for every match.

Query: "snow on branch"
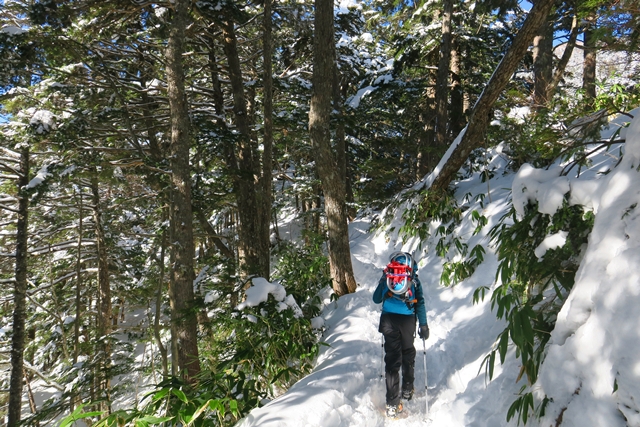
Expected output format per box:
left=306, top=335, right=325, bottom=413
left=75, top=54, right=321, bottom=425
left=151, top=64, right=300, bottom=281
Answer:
left=0, top=268, right=98, bottom=304
left=0, top=161, right=21, bottom=176
left=0, top=156, right=19, bottom=163
left=29, top=239, right=96, bottom=256
left=512, top=164, right=570, bottom=218
left=26, top=164, right=52, bottom=189
left=236, top=277, right=304, bottom=318
left=0, top=204, right=20, bottom=213
left=0, top=147, right=20, bottom=159
left=22, top=361, right=65, bottom=391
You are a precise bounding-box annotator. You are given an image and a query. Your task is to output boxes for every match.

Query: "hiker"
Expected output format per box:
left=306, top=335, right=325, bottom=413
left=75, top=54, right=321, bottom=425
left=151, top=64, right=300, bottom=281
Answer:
left=373, top=251, right=429, bottom=418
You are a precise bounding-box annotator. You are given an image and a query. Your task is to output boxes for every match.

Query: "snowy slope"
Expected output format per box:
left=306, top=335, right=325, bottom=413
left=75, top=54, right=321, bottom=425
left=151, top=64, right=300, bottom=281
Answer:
left=534, top=114, right=640, bottom=427
left=237, top=112, right=640, bottom=427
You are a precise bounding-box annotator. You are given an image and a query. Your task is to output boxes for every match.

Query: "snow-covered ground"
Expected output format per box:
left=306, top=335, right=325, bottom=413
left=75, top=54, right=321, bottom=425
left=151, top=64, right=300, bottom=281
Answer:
left=236, top=111, right=640, bottom=427
left=21, top=112, right=639, bottom=427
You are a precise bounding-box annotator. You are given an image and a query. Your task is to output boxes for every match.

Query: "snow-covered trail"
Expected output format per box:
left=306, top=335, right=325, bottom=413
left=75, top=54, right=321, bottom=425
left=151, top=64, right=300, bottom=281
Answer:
left=238, top=112, right=640, bottom=427
left=237, top=209, right=518, bottom=427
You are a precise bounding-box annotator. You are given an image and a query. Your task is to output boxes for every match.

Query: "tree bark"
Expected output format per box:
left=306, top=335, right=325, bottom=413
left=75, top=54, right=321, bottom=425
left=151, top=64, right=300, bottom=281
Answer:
left=532, top=16, right=554, bottom=110
left=434, top=0, right=453, bottom=150
left=221, top=19, right=269, bottom=279
left=71, top=187, right=84, bottom=412
left=8, top=145, right=28, bottom=427
left=310, top=0, right=357, bottom=296
left=202, top=37, right=237, bottom=263
left=416, top=90, right=436, bottom=176
left=332, top=66, right=347, bottom=197
left=166, top=0, right=201, bottom=380
left=90, top=174, right=112, bottom=410
left=208, top=39, right=226, bottom=119
left=332, top=48, right=355, bottom=219
left=155, top=226, right=169, bottom=377
left=450, top=37, right=465, bottom=137
left=73, top=187, right=83, bottom=364
left=582, top=16, right=597, bottom=104
left=260, top=0, right=274, bottom=279
left=429, top=0, right=556, bottom=193
left=547, top=14, right=579, bottom=100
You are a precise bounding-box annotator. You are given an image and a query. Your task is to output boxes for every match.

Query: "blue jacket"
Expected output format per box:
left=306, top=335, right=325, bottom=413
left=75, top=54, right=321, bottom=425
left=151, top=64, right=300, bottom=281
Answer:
left=373, top=273, right=427, bottom=326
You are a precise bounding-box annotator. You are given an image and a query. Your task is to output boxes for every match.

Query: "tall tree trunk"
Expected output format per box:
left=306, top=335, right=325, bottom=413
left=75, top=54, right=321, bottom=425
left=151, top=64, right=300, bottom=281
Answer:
left=201, top=38, right=236, bottom=262
left=71, top=187, right=83, bottom=412
left=8, top=145, right=28, bottom=427
left=532, top=16, right=554, bottom=110
left=166, top=0, right=201, bottom=380
left=73, top=187, right=83, bottom=364
left=450, top=37, right=465, bottom=137
left=91, top=175, right=112, bottom=410
left=155, top=226, right=169, bottom=377
left=434, top=0, right=453, bottom=150
left=24, top=368, right=38, bottom=426
left=310, top=0, right=357, bottom=296
left=547, top=14, right=579, bottom=100
left=208, top=42, right=226, bottom=119
left=415, top=123, right=429, bottom=180
left=222, top=19, right=269, bottom=279
left=332, top=52, right=354, bottom=219
left=332, top=68, right=346, bottom=197
left=582, top=16, right=597, bottom=105
left=416, top=91, right=436, bottom=177
left=260, top=0, right=274, bottom=278
left=429, top=0, right=555, bottom=193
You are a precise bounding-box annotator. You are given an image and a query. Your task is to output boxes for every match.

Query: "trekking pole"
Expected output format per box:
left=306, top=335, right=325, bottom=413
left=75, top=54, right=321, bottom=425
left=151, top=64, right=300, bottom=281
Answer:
left=380, top=335, right=385, bottom=380
left=422, top=338, right=429, bottom=418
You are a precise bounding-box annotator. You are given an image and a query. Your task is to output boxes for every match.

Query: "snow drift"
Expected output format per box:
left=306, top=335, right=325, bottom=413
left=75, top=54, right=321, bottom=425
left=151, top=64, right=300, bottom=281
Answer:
left=236, top=111, right=640, bottom=427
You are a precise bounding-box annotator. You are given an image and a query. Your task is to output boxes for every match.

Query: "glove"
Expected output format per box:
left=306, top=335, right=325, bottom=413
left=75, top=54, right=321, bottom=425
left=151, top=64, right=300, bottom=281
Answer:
left=418, top=324, right=430, bottom=340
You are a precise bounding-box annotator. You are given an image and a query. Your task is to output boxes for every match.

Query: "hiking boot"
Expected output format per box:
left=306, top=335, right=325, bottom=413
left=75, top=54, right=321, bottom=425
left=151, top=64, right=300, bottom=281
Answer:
left=385, top=402, right=403, bottom=418
left=402, top=388, right=414, bottom=401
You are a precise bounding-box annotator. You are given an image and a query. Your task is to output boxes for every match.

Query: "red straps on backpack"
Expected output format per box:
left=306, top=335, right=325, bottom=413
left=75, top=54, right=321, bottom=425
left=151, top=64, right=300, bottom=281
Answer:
left=384, top=260, right=413, bottom=285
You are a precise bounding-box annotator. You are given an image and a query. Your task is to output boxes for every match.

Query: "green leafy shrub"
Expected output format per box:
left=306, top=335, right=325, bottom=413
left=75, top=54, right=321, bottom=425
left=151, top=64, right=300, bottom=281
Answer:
left=439, top=208, right=488, bottom=287
left=189, top=234, right=330, bottom=424
left=393, top=188, right=488, bottom=287
left=271, top=231, right=333, bottom=318
left=56, top=233, right=330, bottom=426
left=398, top=189, right=462, bottom=243
left=441, top=243, right=486, bottom=287
left=479, top=197, right=594, bottom=425
left=81, top=376, right=242, bottom=427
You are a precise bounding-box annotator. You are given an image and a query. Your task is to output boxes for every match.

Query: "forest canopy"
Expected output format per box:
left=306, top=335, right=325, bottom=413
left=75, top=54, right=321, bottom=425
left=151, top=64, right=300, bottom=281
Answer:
left=1, top=0, right=639, bottom=425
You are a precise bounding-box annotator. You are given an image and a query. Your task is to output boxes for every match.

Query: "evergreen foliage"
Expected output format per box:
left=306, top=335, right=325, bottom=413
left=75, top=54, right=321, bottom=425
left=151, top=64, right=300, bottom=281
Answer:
left=1, top=0, right=640, bottom=423
left=392, top=14, right=640, bottom=420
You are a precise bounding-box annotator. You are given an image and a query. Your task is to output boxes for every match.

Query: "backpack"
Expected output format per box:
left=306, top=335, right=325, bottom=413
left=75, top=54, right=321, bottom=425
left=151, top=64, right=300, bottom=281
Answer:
left=383, top=260, right=418, bottom=310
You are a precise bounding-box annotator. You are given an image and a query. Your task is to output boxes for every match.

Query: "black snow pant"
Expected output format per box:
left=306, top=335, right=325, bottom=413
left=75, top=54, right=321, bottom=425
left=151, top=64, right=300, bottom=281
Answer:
left=379, top=312, right=416, bottom=406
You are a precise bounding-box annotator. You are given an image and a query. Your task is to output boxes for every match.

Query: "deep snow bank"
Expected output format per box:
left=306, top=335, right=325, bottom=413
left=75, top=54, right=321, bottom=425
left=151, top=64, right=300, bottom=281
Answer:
left=237, top=112, right=640, bottom=427
left=532, top=114, right=640, bottom=427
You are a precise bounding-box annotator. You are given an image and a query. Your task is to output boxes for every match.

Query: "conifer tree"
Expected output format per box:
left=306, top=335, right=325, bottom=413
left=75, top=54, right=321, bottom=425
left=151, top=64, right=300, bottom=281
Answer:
left=533, top=17, right=554, bottom=110
left=582, top=13, right=597, bottom=104
left=429, top=0, right=556, bottom=193
left=165, top=0, right=200, bottom=379
left=434, top=0, right=454, bottom=151
left=7, top=144, right=28, bottom=427
left=2, top=0, right=639, bottom=423
left=310, top=0, right=357, bottom=296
